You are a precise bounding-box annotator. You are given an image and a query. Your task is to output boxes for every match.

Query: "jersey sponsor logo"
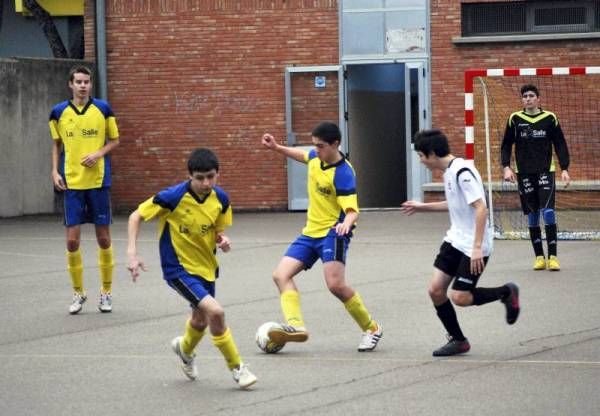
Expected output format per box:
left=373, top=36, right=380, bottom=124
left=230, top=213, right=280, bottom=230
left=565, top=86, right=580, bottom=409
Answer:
left=457, top=276, right=473, bottom=285
left=82, top=128, right=99, bottom=137
left=315, top=182, right=332, bottom=196
left=179, top=223, right=215, bottom=236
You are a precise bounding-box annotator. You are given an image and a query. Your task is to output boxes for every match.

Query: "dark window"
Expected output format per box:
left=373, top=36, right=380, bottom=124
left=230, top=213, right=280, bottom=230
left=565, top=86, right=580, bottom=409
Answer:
left=462, top=1, right=600, bottom=36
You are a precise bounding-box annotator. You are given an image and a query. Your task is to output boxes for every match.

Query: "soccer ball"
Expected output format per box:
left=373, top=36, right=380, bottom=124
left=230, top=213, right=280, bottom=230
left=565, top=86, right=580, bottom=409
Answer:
left=255, top=321, right=285, bottom=354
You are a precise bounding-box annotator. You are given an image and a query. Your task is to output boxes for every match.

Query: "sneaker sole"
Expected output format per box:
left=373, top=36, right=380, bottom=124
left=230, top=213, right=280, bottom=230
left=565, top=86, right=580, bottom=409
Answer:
left=268, top=329, right=309, bottom=344
left=238, top=377, right=258, bottom=389
left=432, top=347, right=471, bottom=357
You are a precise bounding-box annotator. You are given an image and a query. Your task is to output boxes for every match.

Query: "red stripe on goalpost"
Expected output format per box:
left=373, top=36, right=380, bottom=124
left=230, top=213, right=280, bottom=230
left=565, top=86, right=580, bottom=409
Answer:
left=465, top=109, right=474, bottom=126
left=535, top=67, right=553, bottom=76
left=503, top=68, right=520, bottom=76
left=569, top=67, right=586, bottom=75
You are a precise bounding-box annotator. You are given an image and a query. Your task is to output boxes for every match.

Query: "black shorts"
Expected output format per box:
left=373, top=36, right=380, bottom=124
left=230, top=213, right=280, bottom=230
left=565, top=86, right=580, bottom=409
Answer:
left=433, top=242, right=489, bottom=291
left=517, top=172, right=555, bottom=215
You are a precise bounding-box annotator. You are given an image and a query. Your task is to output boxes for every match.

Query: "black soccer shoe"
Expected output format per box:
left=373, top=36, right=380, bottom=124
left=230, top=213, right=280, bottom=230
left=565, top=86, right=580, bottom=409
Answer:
left=432, top=336, right=471, bottom=357
left=502, top=282, right=520, bottom=325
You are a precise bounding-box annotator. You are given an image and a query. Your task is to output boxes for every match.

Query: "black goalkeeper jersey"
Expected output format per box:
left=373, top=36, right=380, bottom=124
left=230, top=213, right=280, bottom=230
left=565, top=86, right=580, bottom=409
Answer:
left=500, top=110, right=570, bottom=175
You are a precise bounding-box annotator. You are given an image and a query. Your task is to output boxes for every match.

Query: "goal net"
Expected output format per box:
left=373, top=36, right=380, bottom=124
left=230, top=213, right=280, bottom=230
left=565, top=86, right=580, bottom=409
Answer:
left=465, top=67, right=600, bottom=240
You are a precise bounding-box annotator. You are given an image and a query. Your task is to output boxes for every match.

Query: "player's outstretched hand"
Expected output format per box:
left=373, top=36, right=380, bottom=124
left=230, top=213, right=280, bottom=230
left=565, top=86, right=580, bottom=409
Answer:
left=401, top=200, right=421, bottom=215
left=127, top=256, right=147, bottom=282
left=261, top=133, right=278, bottom=150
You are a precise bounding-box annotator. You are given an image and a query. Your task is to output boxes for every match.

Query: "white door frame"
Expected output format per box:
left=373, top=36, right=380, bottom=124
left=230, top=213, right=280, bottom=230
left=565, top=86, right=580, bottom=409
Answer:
left=284, top=65, right=345, bottom=210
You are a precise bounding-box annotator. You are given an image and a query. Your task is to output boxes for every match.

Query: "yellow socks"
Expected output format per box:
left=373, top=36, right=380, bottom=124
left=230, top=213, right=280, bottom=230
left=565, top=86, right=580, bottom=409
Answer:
left=67, top=249, right=84, bottom=294
left=212, top=327, right=241, bottom=370
left=181, top=319, right=206, bottom=356
left=98, top=246, right=114, bottom=293
left=280, top=290, right=305, bottom=328
left=344, top=292, right=377, bottom=332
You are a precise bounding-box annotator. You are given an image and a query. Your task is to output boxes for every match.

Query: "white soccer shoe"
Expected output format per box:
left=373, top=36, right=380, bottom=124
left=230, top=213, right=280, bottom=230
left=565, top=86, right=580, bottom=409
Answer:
left=232, top=363, right=257, bottom=389
left=171, top=336, right=198, bottom=380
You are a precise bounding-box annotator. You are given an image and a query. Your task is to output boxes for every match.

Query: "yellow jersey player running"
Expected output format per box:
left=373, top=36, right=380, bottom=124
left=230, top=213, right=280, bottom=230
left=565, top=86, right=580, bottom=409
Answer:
left=261, top=122, right=382, bottom=352
left=126, top=148, right=257, bottom=389
left=49, top=65, right=120, bottom=314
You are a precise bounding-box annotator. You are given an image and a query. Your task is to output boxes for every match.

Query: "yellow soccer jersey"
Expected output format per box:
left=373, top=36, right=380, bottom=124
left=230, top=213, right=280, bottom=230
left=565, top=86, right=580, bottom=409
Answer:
left=302, top=149, right=359, bottom=238
left=49, top=98, right=119, bottom=190
left=137, top=181, right=232, bottom=282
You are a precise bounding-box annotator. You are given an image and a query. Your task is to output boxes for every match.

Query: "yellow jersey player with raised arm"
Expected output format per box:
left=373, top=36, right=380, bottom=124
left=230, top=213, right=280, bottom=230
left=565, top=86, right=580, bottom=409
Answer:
left=49, top=65, right=119, bottom=314
left=261, top=121, right=382, bottom=352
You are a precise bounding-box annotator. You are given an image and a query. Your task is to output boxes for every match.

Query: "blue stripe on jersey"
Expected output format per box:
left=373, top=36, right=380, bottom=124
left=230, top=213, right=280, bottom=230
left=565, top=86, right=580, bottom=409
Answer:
left=91, top=98, right=115, bottom=118
left=153, top=182, right=189, bottom=211
left=49, top=100, right=70, bottom=121
left=308, top=149, right=317, bottom=160
left=213, top=186, right=230, bottom=213
left=333, top=163, right=356, bottom=195
left=159, top=223, right=186, bottom=279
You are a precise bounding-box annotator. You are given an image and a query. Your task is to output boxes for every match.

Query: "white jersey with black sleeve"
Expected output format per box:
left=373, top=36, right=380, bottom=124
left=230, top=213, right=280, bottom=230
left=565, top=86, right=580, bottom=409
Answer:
left=443, top=158, right=493, bottom=258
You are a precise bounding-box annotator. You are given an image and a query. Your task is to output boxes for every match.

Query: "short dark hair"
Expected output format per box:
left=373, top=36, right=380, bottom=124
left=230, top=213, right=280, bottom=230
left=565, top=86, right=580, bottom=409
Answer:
left=311, top=121, right=341, bottom=145
left=520, top=84, right=539, bottom=97
left=188, top=148, right=219, bottom=174
left=413, top=129, right=450, bottom=157
left=69, top=65, right=93, bottom=82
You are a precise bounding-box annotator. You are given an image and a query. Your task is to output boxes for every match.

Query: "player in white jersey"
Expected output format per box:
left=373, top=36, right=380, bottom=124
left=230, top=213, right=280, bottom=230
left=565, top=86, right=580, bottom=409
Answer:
left=401, top=129, right=520, bottom=356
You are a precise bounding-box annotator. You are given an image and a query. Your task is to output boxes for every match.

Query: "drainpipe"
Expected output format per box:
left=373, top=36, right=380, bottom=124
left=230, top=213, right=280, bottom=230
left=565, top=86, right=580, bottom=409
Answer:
left=95, top=0, right=107, bottom=100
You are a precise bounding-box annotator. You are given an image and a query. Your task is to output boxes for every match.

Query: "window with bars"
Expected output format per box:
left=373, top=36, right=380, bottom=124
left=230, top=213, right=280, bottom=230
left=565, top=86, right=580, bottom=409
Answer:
left=461, top=1, right=600, bottom=36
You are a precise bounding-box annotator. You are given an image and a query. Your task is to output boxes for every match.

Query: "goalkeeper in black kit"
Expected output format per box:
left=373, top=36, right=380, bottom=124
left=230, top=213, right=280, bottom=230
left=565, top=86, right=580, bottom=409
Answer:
left=500, top=84, right=571, bottom=271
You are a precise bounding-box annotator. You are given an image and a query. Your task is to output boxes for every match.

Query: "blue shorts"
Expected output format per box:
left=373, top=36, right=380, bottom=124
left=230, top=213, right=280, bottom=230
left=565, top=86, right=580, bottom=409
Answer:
left=167, top=272, right=215, bottom=307
left=284, top=229, right=351, bottom=269
left=63, top=187, right=112, bottom=226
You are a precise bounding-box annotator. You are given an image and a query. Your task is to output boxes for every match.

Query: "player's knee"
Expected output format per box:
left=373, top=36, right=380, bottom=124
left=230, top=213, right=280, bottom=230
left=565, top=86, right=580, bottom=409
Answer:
left=542, top=208, right=556, bottom=225
left=96, top=237, right=111, bottom=249
left=206, top=304, right=225, bottom=326
left=272, top=269, right=290, bottom=287
left=528, top=212, right=540, bottom=227
left=427, top=283, right=446, bottom=303
left=66, top=239, right=80, bottom=252
left=449, top=290, right=472, bottom=307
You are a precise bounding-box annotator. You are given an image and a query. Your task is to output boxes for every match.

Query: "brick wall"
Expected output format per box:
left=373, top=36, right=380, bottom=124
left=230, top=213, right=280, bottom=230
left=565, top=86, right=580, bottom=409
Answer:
left=85, top=0, right=338, bottom=211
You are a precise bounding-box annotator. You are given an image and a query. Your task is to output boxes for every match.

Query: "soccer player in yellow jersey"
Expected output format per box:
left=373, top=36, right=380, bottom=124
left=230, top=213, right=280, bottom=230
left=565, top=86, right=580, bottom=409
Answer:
left=261, top=122, right=382, bottom=352
left=49, top=65, right=119, bottom=314
left=126, top=148, right=257, bottom=389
